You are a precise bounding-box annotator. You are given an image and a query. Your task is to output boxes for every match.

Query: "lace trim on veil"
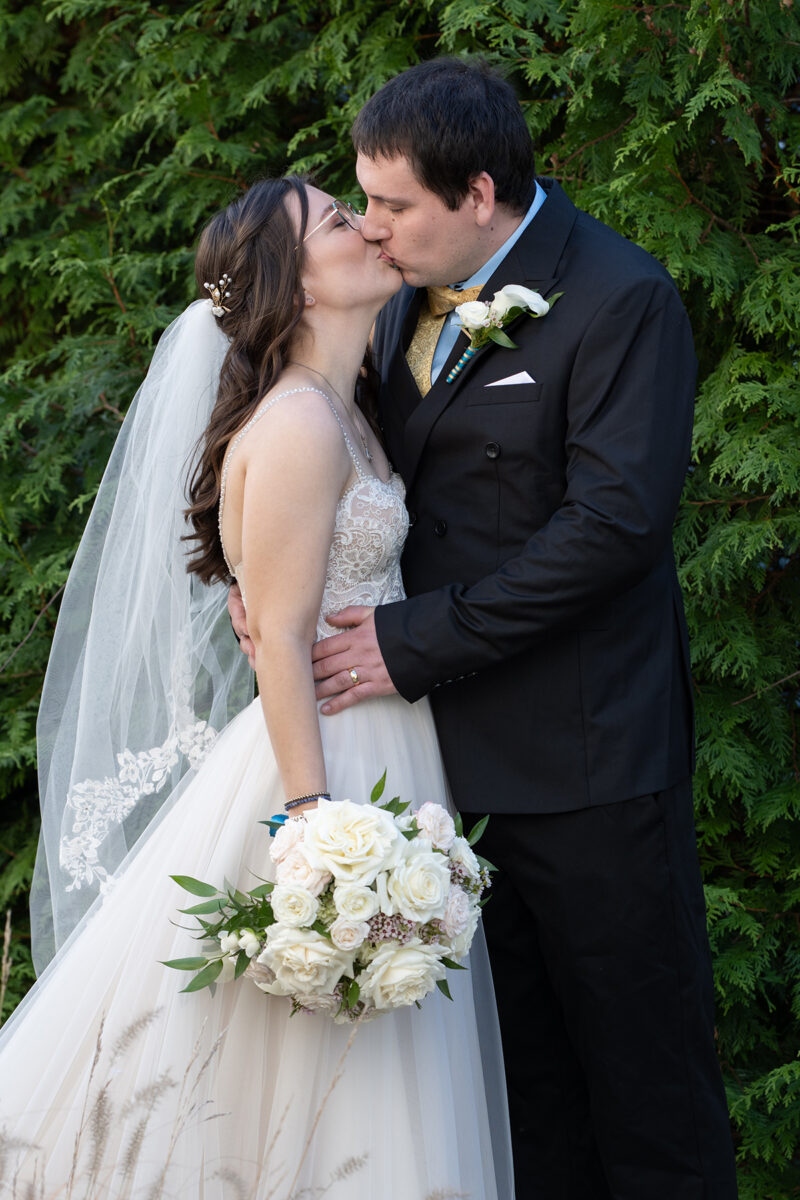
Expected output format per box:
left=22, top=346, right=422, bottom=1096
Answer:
left=58, top=638, right=219, bottom=893
left=59, top=721, right=218, bottom=893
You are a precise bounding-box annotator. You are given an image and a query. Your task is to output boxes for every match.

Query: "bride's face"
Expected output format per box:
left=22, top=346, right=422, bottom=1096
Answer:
left=291, top=185, right=402, bottom=313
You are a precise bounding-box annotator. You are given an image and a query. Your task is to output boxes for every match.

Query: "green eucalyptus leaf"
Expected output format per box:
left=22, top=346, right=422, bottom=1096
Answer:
left=248, top=883, right=275, bottom=899
left=170, top=875, right=220, bottom=898
left=370, top=771, right=387, bottom=804
left=487, top=328, right=517, bottom=349
left=466, top=815, right=489, bottom=846
left=179, top=959, right=224, bottom=993
left=179, top=898, right=228, bottom=915
left=161, top=956, right=212, bottom=972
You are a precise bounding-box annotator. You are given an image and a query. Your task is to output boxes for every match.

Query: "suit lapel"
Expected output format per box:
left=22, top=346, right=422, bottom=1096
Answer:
left=380, top=286, right=425, bottom=475
left=402, top=178, right=578, bottom=486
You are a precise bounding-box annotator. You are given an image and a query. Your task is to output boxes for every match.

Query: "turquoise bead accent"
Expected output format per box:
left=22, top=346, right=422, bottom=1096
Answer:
left=446, top=344, right=477, bottom=383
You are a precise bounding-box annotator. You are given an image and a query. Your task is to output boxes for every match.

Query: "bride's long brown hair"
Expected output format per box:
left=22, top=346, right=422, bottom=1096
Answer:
left=184, top=176, right=379, bottom=585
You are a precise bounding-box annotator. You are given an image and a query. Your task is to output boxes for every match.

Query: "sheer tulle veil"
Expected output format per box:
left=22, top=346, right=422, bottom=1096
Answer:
left=32, top=299, right=254, bottom=972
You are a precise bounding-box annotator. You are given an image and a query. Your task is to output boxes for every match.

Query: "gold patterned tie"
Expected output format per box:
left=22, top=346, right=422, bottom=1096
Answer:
left=405, top=285, right=483, bottom=397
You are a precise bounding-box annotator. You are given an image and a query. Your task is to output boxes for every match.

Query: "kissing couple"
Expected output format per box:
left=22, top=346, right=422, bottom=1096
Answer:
left=1, top=56, right=737, bottom=1200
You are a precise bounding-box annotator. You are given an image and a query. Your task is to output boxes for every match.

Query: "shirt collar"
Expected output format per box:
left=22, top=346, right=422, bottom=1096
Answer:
left=454, top=180, right=547, bottom=290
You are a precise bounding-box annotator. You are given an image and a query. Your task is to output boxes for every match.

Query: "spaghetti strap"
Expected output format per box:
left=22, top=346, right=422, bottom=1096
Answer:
left=317, top=393, right=368, bottom=483
left=217, top=385, right=365, bottom=579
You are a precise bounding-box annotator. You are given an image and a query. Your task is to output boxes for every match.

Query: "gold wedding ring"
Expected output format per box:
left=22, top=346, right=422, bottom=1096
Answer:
left=348, top=668, right=359, bottom=686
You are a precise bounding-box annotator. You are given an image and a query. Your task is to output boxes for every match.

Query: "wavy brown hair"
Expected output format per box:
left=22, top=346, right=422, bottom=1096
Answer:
left=185, top=176, right=380, bottom=585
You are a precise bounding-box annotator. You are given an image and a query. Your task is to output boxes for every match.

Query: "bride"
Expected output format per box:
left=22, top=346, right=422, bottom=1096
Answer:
left=0, top=177, right=512, bottom=1199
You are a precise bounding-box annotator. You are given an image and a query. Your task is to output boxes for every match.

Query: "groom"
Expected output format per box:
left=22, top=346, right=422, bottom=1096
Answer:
left=238, top=57, right=738, bottom=1196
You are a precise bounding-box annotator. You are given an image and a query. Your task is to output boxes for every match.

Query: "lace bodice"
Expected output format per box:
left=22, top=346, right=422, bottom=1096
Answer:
left=219, top=387, right=408, bottom=639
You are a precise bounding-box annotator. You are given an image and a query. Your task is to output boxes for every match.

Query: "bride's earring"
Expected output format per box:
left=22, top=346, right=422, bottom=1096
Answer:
left=304, top=294, right=316, bottom=306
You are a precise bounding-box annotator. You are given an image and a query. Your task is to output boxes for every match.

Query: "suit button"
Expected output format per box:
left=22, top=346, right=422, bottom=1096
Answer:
left=485, top=441, right=501, bottom=459
left=408, top=510, right=418, bottom=526
left=434, top=519, right=448, bottom=537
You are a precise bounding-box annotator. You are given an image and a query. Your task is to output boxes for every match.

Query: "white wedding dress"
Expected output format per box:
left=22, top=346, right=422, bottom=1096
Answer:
left=0, top=392, right=513, bottom=1200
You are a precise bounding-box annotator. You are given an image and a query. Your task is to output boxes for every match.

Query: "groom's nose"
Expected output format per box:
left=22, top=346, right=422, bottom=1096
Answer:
left=360, top=205, right=389, bottom=243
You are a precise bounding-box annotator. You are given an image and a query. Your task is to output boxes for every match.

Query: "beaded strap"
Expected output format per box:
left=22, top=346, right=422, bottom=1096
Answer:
left=319, top=399, right=367, bottom=484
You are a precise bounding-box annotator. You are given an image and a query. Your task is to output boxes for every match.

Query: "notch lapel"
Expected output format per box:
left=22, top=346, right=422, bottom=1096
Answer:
left=401, top=178, right=578, bottom=487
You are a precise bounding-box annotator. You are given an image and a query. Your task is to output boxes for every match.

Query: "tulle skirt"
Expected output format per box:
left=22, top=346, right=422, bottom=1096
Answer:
left=0, top=694, right=513, bottom=1199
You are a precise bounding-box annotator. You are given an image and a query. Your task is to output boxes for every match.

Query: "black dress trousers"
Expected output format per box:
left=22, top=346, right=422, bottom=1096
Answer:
left=461, top=781, right=738, bottom=1200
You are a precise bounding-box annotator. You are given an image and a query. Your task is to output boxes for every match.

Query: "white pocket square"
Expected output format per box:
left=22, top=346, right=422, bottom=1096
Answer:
left=484, top=370, right=536, bottom=387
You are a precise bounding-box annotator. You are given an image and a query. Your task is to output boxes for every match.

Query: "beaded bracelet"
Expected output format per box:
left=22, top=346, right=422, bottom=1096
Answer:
left=284, top=792, right=331, bottom=811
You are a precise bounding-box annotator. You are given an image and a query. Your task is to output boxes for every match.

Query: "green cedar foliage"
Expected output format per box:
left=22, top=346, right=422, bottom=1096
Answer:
left=0, top=1, right=798, bottom=1191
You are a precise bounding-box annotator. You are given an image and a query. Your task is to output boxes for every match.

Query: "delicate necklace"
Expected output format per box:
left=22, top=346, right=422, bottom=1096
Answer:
left=288, top=361, right=373, bottom=463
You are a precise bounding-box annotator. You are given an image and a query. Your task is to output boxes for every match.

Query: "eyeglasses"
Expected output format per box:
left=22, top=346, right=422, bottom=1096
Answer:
left=297, top=199, right=363, bottom=248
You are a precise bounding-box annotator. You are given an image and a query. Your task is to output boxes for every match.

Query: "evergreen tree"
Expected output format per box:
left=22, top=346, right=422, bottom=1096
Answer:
left=1, top=2, right=798, bottom=1192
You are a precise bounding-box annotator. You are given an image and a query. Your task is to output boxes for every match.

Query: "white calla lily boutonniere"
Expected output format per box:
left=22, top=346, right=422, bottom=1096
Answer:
left=446, top=284, right=562, bottom=383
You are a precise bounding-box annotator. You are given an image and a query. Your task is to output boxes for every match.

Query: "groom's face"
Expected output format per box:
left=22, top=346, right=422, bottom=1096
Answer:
left=356, top=153, right=489, bottom=288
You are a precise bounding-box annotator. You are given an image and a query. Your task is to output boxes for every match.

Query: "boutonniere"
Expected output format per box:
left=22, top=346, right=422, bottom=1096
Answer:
left=446, top=284, right=562, bottom=383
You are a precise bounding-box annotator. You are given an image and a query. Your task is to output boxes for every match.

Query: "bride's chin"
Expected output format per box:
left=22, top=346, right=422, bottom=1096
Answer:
left=380, top=266, right=404, bottom=297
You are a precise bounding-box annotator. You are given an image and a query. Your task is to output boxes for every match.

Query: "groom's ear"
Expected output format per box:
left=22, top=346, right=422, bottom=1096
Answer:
left=466, top=172, right=497, bottom=227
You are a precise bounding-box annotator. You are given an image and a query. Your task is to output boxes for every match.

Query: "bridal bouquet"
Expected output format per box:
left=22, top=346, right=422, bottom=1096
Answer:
left=164, top=776, right=492, bottom=1022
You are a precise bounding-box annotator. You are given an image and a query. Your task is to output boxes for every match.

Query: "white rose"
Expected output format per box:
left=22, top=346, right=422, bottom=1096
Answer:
left=440, top=886, right=472, bottom=938
left=269, top=817, right=305, bottom=865
left=359, top=939, right=446, bottom=1009
left=448, top=907, right=480, bottom=961
left=494, top=283, right=549, bottom=316
left=258, top=926, right=353, bottom=997
left=329, top=917, right=370, bottom=952
left=455, top=300, right=491, bottom=330
left=270, top=884, right=319, bottom=928
left=449, top=836, right=480, bottom=878
left=415, top=802, right=456, bottom=851
left=333, top=883, right=380, bottom=922
left=387, top=840, right=451, bottom=923
left=302, top=798, right=403, bottom=886
left=274, top=846, right=331, bottom=897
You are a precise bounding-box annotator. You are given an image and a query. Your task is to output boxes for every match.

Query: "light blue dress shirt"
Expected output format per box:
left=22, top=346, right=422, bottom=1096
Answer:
left=430, top=180, right=547, bottom=386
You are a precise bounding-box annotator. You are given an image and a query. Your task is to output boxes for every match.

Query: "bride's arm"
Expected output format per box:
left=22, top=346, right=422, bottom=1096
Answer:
left=235, top=394, right=350, bottom=812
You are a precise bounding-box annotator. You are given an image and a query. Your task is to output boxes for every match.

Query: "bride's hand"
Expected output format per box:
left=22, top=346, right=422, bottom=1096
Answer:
left=311, top=607, right=397, bottom=714
left=228, top=583, right=256, bottom=669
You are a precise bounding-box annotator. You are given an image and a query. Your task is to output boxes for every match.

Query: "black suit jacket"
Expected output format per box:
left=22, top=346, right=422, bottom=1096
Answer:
left=372, top=178, right=696, bottom=814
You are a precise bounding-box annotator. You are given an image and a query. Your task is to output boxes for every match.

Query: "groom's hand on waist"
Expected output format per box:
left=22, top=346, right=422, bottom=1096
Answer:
left=228, top=583, right=256, bottom=669
left=312, top=607, right=398, bottom=714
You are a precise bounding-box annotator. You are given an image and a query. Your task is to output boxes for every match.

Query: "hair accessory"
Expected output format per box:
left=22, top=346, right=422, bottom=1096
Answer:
left=203, top=274, right=233, bottom=316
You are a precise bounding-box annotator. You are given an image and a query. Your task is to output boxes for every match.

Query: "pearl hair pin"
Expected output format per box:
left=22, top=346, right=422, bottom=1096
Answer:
left=204, top=274, right=232, bottom=316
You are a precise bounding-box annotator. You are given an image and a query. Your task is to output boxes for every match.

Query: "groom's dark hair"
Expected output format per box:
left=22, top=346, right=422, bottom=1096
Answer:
left=352, top=57, right=536, bottom=213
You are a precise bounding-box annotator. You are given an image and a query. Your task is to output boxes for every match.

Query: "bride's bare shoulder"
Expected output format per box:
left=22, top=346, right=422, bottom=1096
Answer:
left=230, top=384, right=351, bottom=498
